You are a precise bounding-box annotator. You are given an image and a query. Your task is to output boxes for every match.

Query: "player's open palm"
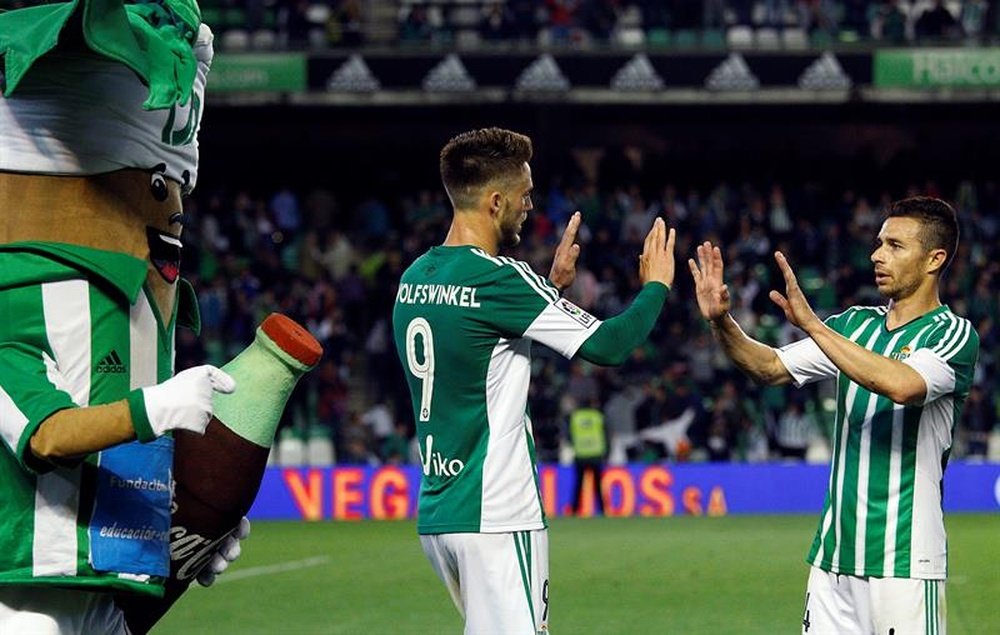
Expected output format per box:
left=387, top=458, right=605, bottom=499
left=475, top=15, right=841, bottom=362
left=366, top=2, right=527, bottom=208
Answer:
left=769, top=251, right=820, bottom=331
left=549, top=211, right=582, bottom=290
left=639, top=218, right=676, bottom=288
left=688, top=241, right=730, bottom=322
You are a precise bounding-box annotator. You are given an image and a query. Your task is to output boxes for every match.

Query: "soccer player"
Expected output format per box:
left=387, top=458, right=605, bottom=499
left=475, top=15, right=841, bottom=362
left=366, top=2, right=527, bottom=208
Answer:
left=688, top=197, right=978, bottom=634
left=392, top=127, right=676, bottom=634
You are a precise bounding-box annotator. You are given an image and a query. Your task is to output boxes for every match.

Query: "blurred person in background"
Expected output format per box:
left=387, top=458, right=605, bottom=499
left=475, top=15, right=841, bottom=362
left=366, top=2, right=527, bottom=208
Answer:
left=772, top=394, right=819, bottom=460
left=392, top=127, right=676, bottom=634
left=568, top=397, right=608, bottom=516
left=690, top=197, right=978, bottom=634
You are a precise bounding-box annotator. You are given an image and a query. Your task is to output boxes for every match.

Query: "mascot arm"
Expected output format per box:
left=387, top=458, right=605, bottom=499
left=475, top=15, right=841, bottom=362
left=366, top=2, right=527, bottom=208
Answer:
left=28, top=365, right=235, bottom=466
left=30, top=402, right=135, bottom=466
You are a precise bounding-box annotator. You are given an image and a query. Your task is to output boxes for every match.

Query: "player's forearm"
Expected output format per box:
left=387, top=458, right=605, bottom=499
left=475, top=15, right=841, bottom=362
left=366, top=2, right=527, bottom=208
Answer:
left=29, top=401, right=137, bottom=465
left=710, top=313, right=791, bottom=385
left=577, top=282, right=667, bottom=366
left=806, top=323, right=926, bottom=404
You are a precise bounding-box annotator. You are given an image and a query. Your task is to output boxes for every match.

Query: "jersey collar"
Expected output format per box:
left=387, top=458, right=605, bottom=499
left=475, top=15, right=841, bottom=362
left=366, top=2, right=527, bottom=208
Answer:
left=0, top=241, right=199, bottom=330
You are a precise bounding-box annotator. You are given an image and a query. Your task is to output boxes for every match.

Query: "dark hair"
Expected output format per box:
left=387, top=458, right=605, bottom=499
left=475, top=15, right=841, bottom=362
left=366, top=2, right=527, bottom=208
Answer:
left=439, top=128, right=533, bottom=210
left=885, top=196, right=959, bottom=271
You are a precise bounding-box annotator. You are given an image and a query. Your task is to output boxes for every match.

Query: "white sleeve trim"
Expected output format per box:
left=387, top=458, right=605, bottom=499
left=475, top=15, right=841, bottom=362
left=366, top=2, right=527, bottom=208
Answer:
left=498, top=257, right=559, bottom=302
left=0, top=384, right=30, bottom=454
left=773, top=337, right=838, bottom=387
left=524, top=300, right=603, bottom=359
left=902, top=348, right=956, bottom=405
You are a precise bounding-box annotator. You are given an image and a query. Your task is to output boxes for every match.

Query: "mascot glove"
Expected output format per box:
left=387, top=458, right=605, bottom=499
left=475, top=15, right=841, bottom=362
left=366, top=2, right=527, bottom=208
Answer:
left=132, top=365, right=236, bottom=440
left=197, top=517, right=251, bottom=587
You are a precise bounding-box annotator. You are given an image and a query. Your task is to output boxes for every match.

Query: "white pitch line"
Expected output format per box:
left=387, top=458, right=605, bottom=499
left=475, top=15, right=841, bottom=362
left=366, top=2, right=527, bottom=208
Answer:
left=212, top=556, right=331, bottom=584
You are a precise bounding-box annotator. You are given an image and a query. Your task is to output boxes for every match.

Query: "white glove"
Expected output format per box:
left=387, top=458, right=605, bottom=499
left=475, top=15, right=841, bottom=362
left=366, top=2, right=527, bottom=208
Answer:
left=142, top=365, right=236, bottom=437
left=197, top=516, right=251, bottom=587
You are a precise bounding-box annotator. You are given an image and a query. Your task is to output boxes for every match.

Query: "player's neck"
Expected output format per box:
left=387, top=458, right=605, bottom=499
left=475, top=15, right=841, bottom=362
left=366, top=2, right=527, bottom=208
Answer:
left=442, top=211, right=498, bottom=255
left=885, top=284, right=942, bottom=329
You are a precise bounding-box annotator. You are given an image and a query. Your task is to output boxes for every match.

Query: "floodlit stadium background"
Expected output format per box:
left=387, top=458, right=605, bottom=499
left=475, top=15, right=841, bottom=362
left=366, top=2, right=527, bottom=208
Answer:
left=155, top=1, right=999, bottom=633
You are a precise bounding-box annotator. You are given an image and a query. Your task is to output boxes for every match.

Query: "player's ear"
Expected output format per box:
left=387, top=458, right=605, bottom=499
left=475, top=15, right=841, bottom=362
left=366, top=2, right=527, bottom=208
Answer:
left=488, top=190, right=503, bottom=216
left=926, top=248, right=948, bottom=275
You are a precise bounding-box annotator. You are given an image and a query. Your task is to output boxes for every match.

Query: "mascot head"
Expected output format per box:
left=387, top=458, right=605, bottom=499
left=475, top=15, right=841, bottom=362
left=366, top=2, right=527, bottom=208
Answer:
left=0, top=0, right=213, bottom=320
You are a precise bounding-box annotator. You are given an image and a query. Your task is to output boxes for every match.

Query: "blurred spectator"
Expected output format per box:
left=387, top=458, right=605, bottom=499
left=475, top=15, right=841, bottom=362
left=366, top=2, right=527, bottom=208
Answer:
left=381, top=419, right=414, bottom=465
left=328, top=0, right=365, bottom=47
left=481, top=1, right=513, bottom=40
left=399, top=5, right=434, bottom=42
left=338, top=411, right=379, bottom=465
left=962, top=384, right=992, bottom=458
left=569, top=398, right=608, bottom=515
left=915, top=0, right=963, bottom=40
left=872, top=0, right=907, bottom=43
left=772, top=396, right=819, bottom=459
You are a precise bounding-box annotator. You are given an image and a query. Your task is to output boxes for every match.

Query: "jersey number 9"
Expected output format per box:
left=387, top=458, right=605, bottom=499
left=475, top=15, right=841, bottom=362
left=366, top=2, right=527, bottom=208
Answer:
left=405, top=317, right=435, bottom=422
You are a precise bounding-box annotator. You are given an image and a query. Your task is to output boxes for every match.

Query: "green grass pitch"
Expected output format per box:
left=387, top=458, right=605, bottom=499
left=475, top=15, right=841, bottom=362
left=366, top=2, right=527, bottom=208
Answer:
left=155, top=514, right=999, bottom=634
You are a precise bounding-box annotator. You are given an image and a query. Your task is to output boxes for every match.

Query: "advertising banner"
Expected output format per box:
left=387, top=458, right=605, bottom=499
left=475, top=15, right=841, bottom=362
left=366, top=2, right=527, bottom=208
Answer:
left=247, top=463, right=1000, bottom=521
left=875, top=49, right=1000, bottom=88
left=210, top=53, right=308, bottom=92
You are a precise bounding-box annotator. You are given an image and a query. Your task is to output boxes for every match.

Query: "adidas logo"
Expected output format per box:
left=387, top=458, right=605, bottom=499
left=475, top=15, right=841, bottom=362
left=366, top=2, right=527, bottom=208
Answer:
left=516, top=54, right=570, bottom=91
left=705, top=53, right=760, bottom=91
left=611, top=53, right=664, bottom=91
left=327, top=54, right=381, bottom=92
left=96, top=350, right=126, bottom=374
left=798, top=52, right=853, bottom=90
left=423, top=54, right=477, bottom=92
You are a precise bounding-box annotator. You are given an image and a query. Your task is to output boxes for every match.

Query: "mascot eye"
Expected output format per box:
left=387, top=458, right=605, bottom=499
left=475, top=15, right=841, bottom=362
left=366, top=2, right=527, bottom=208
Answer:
left=150, top=172, right=169, bottom=202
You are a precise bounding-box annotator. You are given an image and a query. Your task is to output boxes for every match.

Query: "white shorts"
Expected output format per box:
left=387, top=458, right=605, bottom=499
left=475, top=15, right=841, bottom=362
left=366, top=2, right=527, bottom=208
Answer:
left=420, top=530, right=549, bottom=635
left=802, top=566, right=946, bottom=635
left=0, top=586, right=129, bottom=635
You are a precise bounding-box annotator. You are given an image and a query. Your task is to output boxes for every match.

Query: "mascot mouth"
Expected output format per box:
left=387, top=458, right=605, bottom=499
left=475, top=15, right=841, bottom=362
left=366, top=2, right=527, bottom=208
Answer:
left=147, top=226, right=183, bottom=283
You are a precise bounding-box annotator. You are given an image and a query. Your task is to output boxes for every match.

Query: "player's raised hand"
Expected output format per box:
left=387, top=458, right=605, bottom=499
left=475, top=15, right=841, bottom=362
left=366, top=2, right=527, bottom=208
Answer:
left=638, top=217, right=676, bottom=287
left=548, top=211, right=582, bottom=291
left=688, top=241, right=731, bottom=323
left=769, top=251, right=821, bottom=332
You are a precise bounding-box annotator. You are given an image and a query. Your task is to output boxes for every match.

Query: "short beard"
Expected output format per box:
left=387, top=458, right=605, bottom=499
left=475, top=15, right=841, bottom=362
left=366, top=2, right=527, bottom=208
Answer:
left=498, top=204, right=522, bottom=248
left=881, top=277, right=919, bottom=302
left=500, top=225, right=521, bottom=248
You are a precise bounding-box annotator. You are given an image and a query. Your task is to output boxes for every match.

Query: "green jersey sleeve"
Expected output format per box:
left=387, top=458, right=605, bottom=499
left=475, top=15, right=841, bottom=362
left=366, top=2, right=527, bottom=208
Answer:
left=0, top=284, right=79, bottom=471
left=0, top=342, right=76, bottom=471
left=576, top=282, right=667, bottom=365
left=479, top=256, right=602, bottom=359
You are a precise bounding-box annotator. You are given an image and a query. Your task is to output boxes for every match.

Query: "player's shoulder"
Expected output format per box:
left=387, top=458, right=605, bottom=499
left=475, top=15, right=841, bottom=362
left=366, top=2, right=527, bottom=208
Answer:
left=400, top=247, right=557, bottom=301
left=822, top=304, right=885, bottom=329
left=844, top=304, right=888, bottom=318
left=485, top=253, right=560, bottom=302
left=937, top=306, right=976, bottom=331
left=926, top=307, right=980, bottom=356
left=399, top=246, right=516, bottom=285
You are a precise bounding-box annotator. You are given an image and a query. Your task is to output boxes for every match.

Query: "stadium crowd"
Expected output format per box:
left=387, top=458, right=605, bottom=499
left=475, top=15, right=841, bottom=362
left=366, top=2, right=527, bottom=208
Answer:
left=4, top=0, right=988, bottom=49
left=177, top=154, right=999, bottom=467
left=133, top=0, right=1000, bottom=50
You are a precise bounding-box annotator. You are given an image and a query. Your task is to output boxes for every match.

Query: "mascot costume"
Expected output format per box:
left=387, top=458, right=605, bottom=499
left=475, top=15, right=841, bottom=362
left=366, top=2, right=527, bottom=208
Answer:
left=0, top=1, right=322, bottom=632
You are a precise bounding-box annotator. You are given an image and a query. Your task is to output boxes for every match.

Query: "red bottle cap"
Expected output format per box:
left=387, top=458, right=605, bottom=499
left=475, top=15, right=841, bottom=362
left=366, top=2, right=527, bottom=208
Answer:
left=260, top=313, right=323, bottom=367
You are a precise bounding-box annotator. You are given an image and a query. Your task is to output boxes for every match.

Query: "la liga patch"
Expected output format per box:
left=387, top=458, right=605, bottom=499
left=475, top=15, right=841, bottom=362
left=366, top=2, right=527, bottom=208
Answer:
left=555, top=298, right=596, bottom=327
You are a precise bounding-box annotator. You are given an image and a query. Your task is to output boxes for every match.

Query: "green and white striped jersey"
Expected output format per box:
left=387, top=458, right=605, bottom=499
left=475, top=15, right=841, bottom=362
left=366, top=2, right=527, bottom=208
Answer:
left=392, top=246, right=602, bottom=534
left=0, top=242, right=198, bottom=595
left=775, top=305, right=979, bottom=580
